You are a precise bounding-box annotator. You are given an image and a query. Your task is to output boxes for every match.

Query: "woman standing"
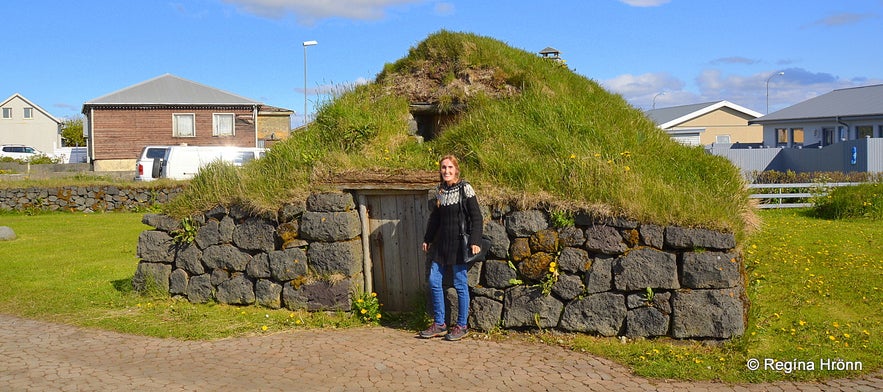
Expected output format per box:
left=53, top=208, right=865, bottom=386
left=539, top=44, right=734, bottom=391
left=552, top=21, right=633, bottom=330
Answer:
left=420, top=155, right=483, bottom=341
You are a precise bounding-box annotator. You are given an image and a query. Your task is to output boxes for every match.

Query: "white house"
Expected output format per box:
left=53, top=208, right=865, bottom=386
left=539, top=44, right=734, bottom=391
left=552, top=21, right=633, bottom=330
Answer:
left=750, top=84, right=883, bottom=148
left=0, top=93, right=63, bottom=154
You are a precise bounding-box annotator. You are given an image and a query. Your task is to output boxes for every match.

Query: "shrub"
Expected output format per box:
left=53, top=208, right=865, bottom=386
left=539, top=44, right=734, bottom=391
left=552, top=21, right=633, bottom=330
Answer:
left=812, top=183, right=883, bottom=220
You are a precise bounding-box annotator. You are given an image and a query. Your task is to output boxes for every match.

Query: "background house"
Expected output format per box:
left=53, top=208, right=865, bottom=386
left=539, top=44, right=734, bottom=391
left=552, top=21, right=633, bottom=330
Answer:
left=0, top=93, right=63, bottom=154
left=645, top=100, right=763, bottom=146
left=706, top=84, right=883, bottom=176
left=82, top=74, right=291, bottom=171
left=750, top=84, right=883, bottom=148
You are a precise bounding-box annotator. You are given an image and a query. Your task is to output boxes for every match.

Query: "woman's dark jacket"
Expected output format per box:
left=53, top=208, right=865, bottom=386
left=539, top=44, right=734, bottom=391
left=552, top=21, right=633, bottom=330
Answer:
left=423, top=180, right=483, bottom=265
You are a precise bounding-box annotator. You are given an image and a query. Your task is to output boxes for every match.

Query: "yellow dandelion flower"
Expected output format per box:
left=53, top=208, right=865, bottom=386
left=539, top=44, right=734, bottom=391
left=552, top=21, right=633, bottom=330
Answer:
left=357, top=299, right=364, bottom=303
left=569, top=153, right=576, bottom=159
left=360, top=309, right=367, bottom=314
left=829, top=335, right=836, bottom=341
left=261, top=325, right=268, bottom=331
left=371, top=292, right=377, bottom=297
left=843, top=333, right=850, bottom=338
left=376, top=314, right=382, bottom=319
left=624, top=166, right=630, bottom=171
left=799, top=320, right=806, bottom=326
left=833, top=322, right=840, bottom=328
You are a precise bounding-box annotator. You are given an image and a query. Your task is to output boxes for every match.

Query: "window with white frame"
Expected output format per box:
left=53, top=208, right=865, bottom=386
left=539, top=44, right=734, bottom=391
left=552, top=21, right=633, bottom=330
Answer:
left=213, top=113, right=235, bottom=137
left=1, top=107, right=11, bottom=119
left=716, top=135, right=731, bottom=144
left=23, top=107, right=34, bottom=119
left=857, top=125, right=873, bottom=138
left=173, top=114, right=195, bottom=137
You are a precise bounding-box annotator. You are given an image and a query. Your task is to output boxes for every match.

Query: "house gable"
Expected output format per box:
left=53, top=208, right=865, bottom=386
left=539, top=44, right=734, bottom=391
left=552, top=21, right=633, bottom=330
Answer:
left=0, top=93, right=63, bottom=153
left=647, top=100, right=763, bottom=145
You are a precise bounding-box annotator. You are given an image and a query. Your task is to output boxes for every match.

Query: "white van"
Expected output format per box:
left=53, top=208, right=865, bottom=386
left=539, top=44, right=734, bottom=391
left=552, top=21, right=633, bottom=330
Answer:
left=135, top=146, right=172, bottom=181
left=158, top=146, right=266, bottom=180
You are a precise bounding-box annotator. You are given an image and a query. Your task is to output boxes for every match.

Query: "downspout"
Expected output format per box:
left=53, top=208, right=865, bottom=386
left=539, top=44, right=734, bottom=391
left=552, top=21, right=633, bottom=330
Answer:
left=88, top=107, right=95, bottom=168
left=254, top=105, right=259, bottom=148
left=836, top=116, right=849, bottom=142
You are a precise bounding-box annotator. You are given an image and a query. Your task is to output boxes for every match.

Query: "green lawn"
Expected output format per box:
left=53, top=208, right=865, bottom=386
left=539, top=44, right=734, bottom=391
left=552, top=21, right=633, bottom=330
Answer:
left=0, top=209, right=879, bottom=381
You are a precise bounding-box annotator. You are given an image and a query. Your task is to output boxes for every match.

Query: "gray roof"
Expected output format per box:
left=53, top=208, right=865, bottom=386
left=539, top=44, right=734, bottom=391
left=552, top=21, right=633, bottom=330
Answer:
left=645, top=101, right=722, bottom=125
left=84, top=74, right=261, bottom=106
left=752, top=84, right=883, bottom=123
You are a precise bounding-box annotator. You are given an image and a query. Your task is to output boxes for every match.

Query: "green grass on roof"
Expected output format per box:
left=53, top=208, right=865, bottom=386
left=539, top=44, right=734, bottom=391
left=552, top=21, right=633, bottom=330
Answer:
left=166, top=30, right=755, bottom=240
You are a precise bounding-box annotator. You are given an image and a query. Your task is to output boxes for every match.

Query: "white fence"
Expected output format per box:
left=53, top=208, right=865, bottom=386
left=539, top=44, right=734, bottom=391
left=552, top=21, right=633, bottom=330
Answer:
left=748, top=182, right=860, bottom=209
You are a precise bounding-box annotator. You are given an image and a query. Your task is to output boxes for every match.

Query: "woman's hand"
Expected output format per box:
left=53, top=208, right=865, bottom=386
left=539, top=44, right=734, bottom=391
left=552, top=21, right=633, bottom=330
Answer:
left=422, top=242, right=429, bottom=253
left=471, top=244, right=481, bottom=255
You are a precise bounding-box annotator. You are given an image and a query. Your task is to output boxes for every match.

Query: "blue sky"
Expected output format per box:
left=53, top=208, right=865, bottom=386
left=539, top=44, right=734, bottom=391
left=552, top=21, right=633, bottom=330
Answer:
left=2, top=0, right=882, bottom=126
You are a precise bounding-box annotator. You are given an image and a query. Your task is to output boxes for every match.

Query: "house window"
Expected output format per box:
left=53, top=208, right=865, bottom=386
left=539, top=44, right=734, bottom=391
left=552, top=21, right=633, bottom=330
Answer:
left=213, top=113, right=235, bottom=137
left=857, top=125, right=873, bottom=138
left=23, top=107, right=34, bottom=119
left=716, top=135, right=731, bottom=144
left=776, top=128, right=788, bottom=146
left=1, top=108, right=11, bottom=119
left=879, top=125, right=883, bottom=138
left=173, top=114, right=195, bottom=137
left=792, top=128, right=804, bottom=147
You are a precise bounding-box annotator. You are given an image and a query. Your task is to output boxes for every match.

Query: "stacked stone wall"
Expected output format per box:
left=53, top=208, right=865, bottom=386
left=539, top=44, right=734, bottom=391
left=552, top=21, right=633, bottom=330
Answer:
left=0, top=186, right=181, bottom=212
left=134, top=194, right=363, bottom=312
left=134, top=192, right=747, bottom=340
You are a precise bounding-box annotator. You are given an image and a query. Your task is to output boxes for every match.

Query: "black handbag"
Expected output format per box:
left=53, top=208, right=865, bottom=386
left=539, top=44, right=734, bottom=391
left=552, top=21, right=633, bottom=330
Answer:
left=459, top=185, right=490, bottom=263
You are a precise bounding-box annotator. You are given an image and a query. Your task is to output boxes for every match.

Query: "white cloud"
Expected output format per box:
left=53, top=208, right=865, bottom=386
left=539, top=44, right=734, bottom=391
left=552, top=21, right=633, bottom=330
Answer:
left=806, top=12, right=878, bottom=28
left=222, top=0, right=421, bottom=23
left=602, top=72, right=683, bottom=97
left=604, top=68, right=883, bottom=112
left=433, top=2, right=455, bottom=16
left=617, top=0, right=671, bottom=7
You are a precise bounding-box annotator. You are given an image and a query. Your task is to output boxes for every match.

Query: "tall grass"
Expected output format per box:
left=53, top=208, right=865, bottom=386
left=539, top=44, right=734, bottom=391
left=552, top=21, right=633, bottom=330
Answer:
left=165, top=30, right=753, bottom=239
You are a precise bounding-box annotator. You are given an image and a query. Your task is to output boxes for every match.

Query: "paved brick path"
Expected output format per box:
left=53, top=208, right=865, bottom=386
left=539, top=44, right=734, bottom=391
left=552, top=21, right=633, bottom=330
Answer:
left=1, top=314, right=880, bottom=391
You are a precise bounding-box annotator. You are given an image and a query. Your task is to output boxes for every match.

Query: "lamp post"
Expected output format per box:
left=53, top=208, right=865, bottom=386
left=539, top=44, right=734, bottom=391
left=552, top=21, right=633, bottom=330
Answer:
left=303, top=40, right=318, bottom=124
left=766, top=71, right=784, bottom=114
left=652, top=92, right=665, bottom=110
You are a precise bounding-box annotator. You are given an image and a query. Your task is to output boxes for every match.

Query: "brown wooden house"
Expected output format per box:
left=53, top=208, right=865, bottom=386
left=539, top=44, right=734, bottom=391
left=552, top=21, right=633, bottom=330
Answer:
left=82, top=74, right=291, bottom=171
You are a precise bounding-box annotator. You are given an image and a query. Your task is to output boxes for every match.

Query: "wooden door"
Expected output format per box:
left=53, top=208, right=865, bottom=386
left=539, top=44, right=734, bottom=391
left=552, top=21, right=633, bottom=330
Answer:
left=363, top=191, right=432, bottom=312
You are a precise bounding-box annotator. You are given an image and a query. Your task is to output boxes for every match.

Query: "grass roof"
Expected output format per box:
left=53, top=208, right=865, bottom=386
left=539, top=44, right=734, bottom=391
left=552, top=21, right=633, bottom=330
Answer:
left=166, top=30, right=755, bottom=239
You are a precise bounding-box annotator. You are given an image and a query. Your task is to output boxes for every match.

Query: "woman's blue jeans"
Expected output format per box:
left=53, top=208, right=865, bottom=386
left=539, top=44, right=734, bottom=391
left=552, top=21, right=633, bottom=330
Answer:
left=428, top=261, right=469, bottom=327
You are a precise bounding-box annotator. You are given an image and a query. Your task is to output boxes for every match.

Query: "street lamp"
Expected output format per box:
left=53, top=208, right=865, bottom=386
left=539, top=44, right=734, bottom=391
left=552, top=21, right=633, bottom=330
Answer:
left=303, top=40, right=318, bottom=123
left=652, top=92, right=666, bottom=110
left=766, top=71, right=784, bottom=114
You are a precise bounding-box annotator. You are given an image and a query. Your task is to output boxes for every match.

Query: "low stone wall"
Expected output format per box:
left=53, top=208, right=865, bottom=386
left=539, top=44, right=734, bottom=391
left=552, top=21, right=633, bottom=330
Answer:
left=134, top=192, right=747, bottom=340
left=135, top=194, right=361, bottom=311
left=0, top=186, right=181, bottom=212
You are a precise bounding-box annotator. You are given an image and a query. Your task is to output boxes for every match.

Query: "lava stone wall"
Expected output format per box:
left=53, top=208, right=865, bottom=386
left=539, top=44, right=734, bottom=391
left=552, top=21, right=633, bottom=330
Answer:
left=0, top=186, right=181, bottom=212
left=134, top=192, right=747, bottom=340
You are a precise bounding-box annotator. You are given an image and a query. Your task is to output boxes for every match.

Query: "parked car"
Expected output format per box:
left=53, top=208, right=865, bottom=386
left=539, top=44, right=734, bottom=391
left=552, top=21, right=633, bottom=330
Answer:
left=0, top=144, right=42, bottom=160
left=135, top=146, right=172, bottom=181
left=157, top=145, right=266, bottom=180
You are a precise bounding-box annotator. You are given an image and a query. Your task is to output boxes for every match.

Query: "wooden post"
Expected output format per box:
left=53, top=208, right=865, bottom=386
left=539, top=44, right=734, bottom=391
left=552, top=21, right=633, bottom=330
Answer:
left=357, top=194, right=373, bottom=294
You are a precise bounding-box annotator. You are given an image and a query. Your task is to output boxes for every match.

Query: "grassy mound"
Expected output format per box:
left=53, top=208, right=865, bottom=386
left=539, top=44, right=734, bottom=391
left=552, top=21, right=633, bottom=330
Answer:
left=166, top=30, right=754, bottom=239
